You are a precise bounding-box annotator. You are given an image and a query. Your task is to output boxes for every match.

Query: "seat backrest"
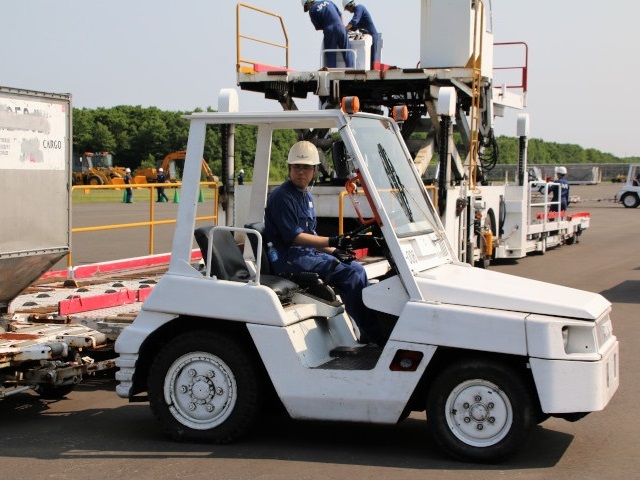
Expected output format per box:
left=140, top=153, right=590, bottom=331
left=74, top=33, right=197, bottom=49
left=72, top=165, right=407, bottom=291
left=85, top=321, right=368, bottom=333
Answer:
left=244, top=222, right=271, bottom=274
left=195, top=227, right=252, bottom=282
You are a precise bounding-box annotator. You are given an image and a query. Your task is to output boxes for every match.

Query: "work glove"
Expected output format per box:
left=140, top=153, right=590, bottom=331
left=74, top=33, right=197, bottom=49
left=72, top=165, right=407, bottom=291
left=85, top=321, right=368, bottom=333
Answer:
left=328, top=235, right=353, bottom=251
left=332, top=248, right=355, bottom=264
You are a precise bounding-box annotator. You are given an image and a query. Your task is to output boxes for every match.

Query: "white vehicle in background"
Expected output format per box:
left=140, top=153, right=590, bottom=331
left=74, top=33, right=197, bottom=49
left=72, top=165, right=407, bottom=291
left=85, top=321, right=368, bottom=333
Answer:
left=614, top=164, right=640, bottom=208
left=115, top=107, right=619, bottom=463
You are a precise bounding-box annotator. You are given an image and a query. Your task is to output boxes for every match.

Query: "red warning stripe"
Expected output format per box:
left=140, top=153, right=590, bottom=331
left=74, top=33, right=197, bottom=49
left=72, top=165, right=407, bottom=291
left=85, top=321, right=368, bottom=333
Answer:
left=58, top=287, right=154, bottom=315
left=42, top=249, right=203, bottom=280
left=535, top=211, right=591, bottom=220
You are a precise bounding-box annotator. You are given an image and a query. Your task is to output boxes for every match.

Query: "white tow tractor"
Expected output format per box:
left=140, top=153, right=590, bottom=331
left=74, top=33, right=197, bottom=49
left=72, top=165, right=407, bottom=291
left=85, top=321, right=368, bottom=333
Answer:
left=115, top=108, right=619, bottom=463
left=614, top=163, right=640, bottom=208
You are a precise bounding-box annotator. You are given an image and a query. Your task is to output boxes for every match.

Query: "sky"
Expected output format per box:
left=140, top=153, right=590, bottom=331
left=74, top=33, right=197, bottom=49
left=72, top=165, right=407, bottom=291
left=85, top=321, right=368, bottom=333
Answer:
left=3, top=1, right=639, bottom=158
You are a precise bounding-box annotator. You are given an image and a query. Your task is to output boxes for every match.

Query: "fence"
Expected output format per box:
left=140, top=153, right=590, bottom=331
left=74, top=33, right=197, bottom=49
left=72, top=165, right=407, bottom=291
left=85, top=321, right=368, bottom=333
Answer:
left=424, top=163, right=632, bottom=185
left=68, top=182, right=218, bottom=270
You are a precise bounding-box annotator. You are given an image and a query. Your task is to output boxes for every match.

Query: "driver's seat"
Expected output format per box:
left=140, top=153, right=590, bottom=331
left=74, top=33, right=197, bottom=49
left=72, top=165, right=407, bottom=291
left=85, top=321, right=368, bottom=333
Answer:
left=194, top=227, right=299, bottom=303
left=244, top=222, right=338, bottom=304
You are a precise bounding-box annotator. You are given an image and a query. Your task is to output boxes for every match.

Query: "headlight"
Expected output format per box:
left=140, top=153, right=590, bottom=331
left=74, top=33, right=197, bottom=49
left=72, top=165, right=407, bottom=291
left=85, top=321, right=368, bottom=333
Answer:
left=597, top=318, right=614, bottom=346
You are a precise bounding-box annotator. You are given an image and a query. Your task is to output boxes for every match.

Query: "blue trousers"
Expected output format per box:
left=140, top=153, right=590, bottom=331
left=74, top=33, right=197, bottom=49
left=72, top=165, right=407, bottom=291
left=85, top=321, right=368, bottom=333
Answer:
left=370, top=33, right=380, bottom=68
left=273, top=248, right=382, bottom=344
left=323, top=25, right=354, bottom=68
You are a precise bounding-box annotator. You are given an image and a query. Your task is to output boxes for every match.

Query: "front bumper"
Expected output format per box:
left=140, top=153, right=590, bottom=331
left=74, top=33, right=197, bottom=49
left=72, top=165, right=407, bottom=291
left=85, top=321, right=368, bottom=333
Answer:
left=530, top=337, right=619, bottom=413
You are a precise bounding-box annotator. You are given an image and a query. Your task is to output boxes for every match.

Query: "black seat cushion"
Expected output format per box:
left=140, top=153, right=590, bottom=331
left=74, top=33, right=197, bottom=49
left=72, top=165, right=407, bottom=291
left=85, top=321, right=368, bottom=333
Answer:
left=259, top=274, right=299, bottom=302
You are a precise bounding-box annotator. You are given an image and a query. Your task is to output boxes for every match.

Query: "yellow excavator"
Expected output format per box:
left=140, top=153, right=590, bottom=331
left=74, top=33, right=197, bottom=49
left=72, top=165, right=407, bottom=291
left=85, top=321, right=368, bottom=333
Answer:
left=72, top=152, right=127, bottom=185
left=135, top=150, right=218, bottom=184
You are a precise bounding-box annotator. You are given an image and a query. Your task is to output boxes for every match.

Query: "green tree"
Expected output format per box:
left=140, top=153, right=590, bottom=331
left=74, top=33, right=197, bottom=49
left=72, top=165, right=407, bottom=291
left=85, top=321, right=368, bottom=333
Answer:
left=92, top=122, right=116, bottom=153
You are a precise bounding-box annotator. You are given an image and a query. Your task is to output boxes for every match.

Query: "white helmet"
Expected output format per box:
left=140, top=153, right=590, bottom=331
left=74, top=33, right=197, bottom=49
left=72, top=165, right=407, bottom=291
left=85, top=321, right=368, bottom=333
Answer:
left=239, top=169, right=244, bottom=174
left=301, top=0, right=313, bottom=7
left=287, top=141, right=320, bottom=165
left=158, top=167, right=163, bottom=172
left=342, top=0, right=355, bottom=8
left=125, top=168, right=131, bottom=173
left=555, top=166, right=567, bottom=175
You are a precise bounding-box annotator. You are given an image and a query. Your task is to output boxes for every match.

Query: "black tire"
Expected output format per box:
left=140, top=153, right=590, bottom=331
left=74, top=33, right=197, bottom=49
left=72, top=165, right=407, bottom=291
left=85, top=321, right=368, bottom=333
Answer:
left=426, top=358, right=534, bottom=463
left=148, top=330, right=263, bottom=443
left=621, top=192, right=640, bottom=208
left=36, top=383, right=76, bottom=400
left=485, top=209, right=497, bottom=241
left=88, top=176, right=103, bottom=186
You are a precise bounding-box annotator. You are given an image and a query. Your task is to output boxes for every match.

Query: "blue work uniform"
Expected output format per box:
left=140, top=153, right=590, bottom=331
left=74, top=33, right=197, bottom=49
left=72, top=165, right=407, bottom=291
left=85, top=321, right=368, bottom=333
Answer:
left=548, top=177, right=570, bottom=212
left=264, top=179, right=381, bottom=344
left=124, top=172, right=133, bottom=203
left=308, top=1, right=354, bottom=68
left=156, top=172, right=169, bottom=202
left=347, top=4, right=379, bottom=68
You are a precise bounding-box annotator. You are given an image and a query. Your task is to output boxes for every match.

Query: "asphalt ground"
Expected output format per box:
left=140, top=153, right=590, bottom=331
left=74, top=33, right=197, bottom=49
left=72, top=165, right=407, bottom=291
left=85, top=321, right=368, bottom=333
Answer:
left=4, top=182, right=638, bottom=480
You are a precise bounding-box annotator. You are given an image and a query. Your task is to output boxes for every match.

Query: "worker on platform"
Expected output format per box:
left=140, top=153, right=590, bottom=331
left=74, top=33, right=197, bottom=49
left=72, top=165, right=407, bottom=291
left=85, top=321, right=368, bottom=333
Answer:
left=156, top=167, right=169, bottom=203
left=342, top=0, right=379, bottom=69
left=124, top=168, right=133, bottom=204
left=264, top=140, right=383, bottom=345
left=302, top=0, right=354, bottom=69
left=547, top=166, right=570, bottom=212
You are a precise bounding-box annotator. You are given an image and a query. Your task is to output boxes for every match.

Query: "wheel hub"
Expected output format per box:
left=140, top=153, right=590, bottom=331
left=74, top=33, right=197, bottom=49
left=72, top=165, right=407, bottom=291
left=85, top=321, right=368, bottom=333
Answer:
left=165, top=353, right=237, bottom=430
left=469, top=402, right=489, bottom=422
left=187, top=374, right=217, bottom=404
left=446, top=380, right=512, bottom=446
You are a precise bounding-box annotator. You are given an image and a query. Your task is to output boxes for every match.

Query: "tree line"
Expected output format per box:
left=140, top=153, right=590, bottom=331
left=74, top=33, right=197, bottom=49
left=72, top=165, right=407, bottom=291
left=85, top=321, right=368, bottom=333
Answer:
left=73, top=106, right=637, bottom=183
left=73, top=105, right=296, bottom=183
left=495, top=137, right=631, bottom=165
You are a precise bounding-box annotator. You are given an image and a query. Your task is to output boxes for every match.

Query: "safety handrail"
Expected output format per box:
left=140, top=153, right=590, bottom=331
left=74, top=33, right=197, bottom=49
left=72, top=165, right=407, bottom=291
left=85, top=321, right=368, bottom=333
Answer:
left=493, top=41, right=529, bottom=94
left=68, top=182, right=218, bottom=270
left=206, top=226, right=262, bottom=284
left=529, top=181, right=563, bottom=229
left=320, top=49, right=357, bottom=70
left=236, top=3, right=289, bottom=73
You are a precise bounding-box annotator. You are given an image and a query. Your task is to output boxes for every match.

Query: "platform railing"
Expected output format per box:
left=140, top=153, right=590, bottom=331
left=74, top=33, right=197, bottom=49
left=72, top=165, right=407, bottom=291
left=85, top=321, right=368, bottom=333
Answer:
left=493, top=41, right=529, bottom=97
left=320, top=49, right=358, bottom=70
left=236, top=3, right=289, bottom=73
left=529, top=181, right=564, bottom=229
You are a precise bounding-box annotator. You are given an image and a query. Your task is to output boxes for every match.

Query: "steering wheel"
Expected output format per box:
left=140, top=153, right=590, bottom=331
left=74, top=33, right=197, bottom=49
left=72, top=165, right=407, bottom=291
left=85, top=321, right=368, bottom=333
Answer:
left=343, top=222, right=384, bottom=251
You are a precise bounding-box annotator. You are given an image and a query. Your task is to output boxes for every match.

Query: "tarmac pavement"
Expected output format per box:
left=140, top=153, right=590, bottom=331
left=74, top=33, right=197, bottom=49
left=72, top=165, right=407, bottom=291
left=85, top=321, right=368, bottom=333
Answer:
left=3, top=181, right=638, bottom=480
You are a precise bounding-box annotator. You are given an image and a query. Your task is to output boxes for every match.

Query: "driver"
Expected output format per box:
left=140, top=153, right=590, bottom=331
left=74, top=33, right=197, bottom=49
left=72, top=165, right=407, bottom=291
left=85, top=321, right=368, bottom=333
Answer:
left=264, top=141, right=383, bottom=345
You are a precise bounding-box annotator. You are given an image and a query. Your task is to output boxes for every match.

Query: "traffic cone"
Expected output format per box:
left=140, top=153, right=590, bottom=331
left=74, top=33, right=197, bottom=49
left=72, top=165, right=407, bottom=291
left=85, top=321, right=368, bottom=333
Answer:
left=198, top=189, right=204, bottom=203
left=173, top=189, right=180, bottom=203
